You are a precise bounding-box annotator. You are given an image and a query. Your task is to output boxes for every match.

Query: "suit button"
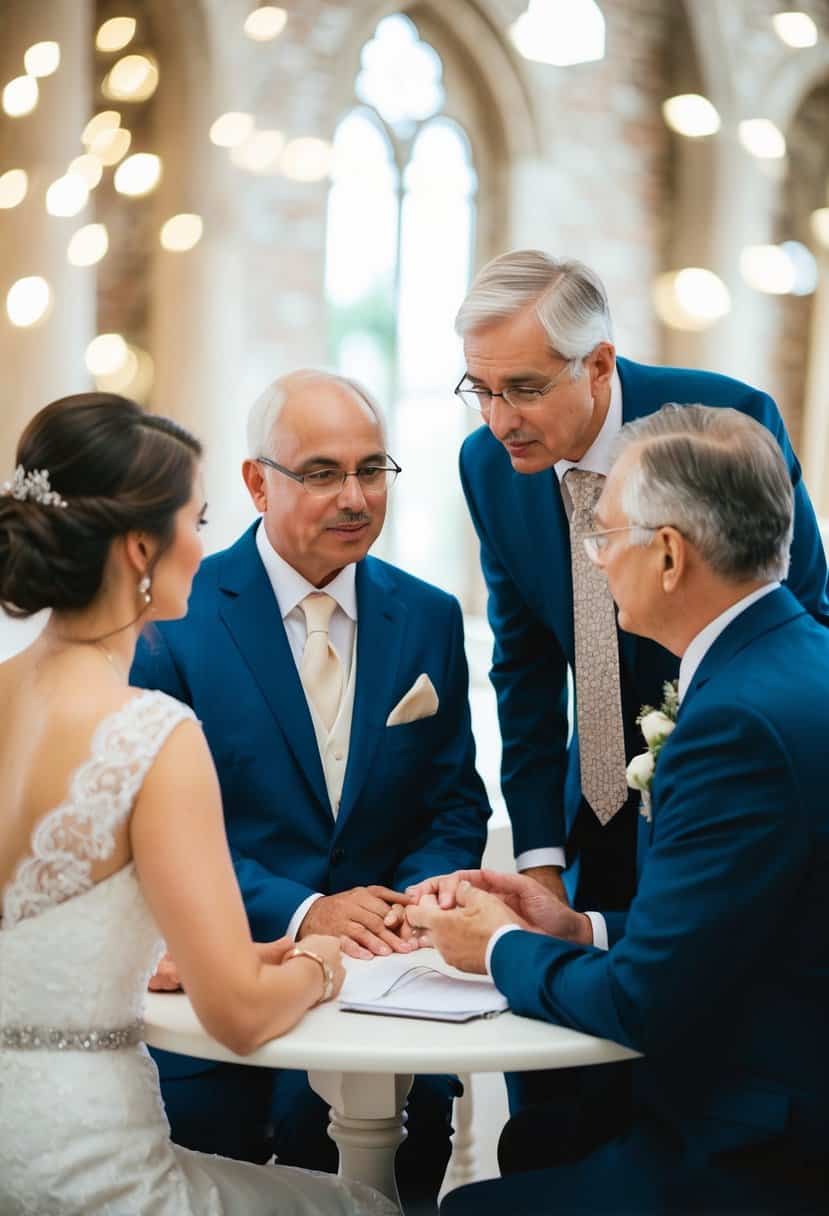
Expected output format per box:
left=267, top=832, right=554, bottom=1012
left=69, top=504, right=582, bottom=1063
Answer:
left=331, top=847, right=345, bottom=865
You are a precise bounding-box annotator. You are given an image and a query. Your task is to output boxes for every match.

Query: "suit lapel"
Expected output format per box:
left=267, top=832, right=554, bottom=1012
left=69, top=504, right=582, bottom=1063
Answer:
left=216, top=526, right=330, bottom=815
left=515, top=466, right=575, bottom=660
left=337, top=558, right=405, bottom=830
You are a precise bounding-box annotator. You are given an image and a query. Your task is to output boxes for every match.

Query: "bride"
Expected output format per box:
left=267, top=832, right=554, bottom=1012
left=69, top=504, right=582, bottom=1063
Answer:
left=0, top=393, right=395, bottom=1215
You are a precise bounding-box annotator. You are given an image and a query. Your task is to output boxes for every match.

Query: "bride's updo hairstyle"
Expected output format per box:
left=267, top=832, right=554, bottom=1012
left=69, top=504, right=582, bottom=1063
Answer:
left=0, top=392, right=202, bottom=618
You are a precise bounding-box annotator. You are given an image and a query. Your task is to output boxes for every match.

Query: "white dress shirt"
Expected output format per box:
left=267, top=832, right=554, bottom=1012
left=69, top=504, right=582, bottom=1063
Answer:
left=515, top=370, right=623, bottom=877
left=255, top=521, right=359, bottom=939
left=492, top=580, right=780, bottom=963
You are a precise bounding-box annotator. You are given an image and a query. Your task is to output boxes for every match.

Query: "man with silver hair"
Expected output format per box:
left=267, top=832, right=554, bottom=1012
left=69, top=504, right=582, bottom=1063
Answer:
left=133, top=369, right=490, bottom=1210
left=411, top=405, right=829, bottom=1214
left=450, top=249, right=829, bottom=1167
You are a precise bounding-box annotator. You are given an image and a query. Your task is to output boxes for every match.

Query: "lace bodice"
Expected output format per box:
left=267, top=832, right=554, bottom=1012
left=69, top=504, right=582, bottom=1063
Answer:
left=0, top=691, right=195, bottom=1032
left=2, top=690, right=195, bottom=928
left=0, top=689, right=396, bottom=1215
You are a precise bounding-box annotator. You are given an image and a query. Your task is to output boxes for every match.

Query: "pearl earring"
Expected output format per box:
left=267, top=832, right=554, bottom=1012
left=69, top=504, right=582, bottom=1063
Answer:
left=138, top=575, right=152, bottom=605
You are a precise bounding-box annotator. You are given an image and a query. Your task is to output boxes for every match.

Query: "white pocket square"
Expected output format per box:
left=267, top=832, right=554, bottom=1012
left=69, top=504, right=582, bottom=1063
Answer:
left=386, top=673, right=439, bottom=727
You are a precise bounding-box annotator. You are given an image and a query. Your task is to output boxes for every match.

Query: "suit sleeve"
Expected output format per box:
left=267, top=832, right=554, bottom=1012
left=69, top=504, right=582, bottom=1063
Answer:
left=393, top=598, right=490, bottom=889
left=749, top=390, right=829, bottom=625
left=490, top=703, right=806, bottom=1054
left=460, top=447, right=570, bottom=856
left=132, top=628, right=317, bottom=940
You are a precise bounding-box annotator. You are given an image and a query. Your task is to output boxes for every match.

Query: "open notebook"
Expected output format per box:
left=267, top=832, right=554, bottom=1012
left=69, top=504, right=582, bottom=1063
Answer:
left=339, top=958, right=508, bottom=1023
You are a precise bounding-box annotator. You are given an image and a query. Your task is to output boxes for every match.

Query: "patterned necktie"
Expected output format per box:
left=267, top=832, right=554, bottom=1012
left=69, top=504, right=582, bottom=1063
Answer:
left=299, top=593, right=344, bottom=731
left=565, top=468, right=628, bottom=825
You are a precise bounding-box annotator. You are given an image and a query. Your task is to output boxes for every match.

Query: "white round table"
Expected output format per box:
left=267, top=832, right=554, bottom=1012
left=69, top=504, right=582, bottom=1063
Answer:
left=144, top=949, right=637, bottom=1209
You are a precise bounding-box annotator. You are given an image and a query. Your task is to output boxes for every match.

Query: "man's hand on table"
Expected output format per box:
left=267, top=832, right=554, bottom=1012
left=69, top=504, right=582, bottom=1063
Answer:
left=404, top=870, right=594, bottom=969
left=405, top=882, right=521, bottom=973
left=298, top=885, right=418, bottom=961
left=518, top=864, right=568, bottom=904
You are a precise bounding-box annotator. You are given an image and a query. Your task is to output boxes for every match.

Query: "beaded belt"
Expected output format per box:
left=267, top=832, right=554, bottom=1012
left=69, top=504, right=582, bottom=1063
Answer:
left=1, top=1019, right=144, bottom=1051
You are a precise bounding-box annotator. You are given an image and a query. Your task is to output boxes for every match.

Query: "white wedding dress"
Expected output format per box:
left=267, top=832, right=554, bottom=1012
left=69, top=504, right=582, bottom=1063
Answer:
left=0, top=690, right=396, bottom=1216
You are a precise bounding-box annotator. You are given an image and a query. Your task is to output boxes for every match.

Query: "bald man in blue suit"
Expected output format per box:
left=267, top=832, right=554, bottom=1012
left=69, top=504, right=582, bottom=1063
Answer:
left=133, top=371, right=489, bottom=1213
left=413, top=405, right=829, bottom=1214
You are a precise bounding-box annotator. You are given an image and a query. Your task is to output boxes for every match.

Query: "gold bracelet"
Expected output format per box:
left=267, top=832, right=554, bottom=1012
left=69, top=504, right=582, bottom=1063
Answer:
left=283, top=945, right=334, bottom=1004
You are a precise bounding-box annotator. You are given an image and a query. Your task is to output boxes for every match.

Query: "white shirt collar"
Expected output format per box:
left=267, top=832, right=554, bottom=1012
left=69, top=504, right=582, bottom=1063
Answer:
left=554, top=368, right=622, bottom=484
left=678, top=582, right=779, bottom=702
left=255, top=519, right=358, bottom=622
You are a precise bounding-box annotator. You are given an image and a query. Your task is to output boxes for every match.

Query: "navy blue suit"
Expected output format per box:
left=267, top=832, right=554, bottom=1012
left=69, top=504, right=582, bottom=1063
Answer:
left=132, top=523, right=490, bottom=1202
left=444, top=588, right=829, bottom=1213
left=460, top=357, right=829, bottom=906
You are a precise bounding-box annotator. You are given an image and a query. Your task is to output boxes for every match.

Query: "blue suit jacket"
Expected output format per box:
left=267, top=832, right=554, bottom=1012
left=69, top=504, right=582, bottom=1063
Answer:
left=460, top=357, right=829, bottom=860
left=491, top=587, right=829, bottom=1160
left=132, top=524, right=490, bottom=941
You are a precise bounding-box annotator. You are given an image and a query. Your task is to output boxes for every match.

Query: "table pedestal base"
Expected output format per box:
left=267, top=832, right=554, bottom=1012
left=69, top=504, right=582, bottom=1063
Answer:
left=309, top=1070, right=413, bottom=1210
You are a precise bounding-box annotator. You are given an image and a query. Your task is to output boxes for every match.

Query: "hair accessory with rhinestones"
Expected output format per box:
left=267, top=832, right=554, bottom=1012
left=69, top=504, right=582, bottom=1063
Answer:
left=1, top=465, right=68, bottom=509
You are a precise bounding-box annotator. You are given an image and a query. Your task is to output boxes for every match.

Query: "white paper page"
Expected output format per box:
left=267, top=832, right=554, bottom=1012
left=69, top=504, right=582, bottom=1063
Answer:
left=340, top=955, right=507, bottom=1016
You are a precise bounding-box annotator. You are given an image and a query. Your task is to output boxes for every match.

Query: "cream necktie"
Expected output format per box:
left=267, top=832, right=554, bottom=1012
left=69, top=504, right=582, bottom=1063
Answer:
left=299, top=593, right=344, bottom=731
left=565, top=468, right=628, bottom=825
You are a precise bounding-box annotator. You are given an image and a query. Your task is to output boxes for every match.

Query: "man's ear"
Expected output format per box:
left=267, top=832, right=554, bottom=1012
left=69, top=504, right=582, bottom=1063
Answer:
left=242, top=459, right=267, bottom=512
left=660, top=527, right=685, bottom=592
left=588, top=342, right=616, bottom=392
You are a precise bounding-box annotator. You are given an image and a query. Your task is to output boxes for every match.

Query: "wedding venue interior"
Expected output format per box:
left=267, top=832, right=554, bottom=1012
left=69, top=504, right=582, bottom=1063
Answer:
left=2, top=0, right=829, bottom=1203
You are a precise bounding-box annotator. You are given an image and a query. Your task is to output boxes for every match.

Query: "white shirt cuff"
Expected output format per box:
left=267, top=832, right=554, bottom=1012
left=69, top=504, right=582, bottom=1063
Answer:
left=286, top=892, right=324, bottom=941
left=515, top=847, right=566, bottom=872
left=485, top=923, right=522, bottom=980
left=584, top=910, right=608, bottom=951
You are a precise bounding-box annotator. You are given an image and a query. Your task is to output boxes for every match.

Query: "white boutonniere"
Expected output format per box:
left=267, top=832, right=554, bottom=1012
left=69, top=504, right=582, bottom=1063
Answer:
left=626, top=680, right=679, bottom=822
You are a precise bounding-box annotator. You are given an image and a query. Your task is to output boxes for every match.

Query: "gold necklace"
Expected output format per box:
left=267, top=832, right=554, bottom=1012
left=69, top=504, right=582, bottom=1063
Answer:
left=95, top=640, right=127, bottom=680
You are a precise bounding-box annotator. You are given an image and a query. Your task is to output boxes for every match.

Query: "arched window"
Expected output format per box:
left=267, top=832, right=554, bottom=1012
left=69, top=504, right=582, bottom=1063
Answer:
left=324, top=13, right=478, bottom=596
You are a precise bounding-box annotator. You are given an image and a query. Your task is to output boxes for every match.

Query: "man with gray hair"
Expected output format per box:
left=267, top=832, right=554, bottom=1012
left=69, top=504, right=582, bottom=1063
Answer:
left=411, top=404, right=829, bottom=1214
left=133, top=369, right=490, bottom=1211
left=450, top=248, right=829, bottom=1167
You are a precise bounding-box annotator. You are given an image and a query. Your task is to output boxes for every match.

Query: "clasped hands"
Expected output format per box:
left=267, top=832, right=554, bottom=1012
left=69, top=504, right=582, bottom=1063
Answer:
left=403, top=869, right=593, bottom=974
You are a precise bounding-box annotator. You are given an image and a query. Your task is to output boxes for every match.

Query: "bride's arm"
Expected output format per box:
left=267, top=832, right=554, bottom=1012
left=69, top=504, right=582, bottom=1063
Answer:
left=130, top=719, right=344, bottom=1055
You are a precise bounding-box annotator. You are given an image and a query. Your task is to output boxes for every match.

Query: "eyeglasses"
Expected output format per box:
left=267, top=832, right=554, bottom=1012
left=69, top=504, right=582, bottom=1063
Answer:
left=582, top=524, right=661, bottom=565
left=454, top=362, right=575, bottom=414
left=256, top=454, right=401, bottom=496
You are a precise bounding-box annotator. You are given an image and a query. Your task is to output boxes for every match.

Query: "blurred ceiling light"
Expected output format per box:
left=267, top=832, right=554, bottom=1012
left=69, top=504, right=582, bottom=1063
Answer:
left=772, top=11, right=818, bottom=48
left=24, top=41, right=61, bottom=78
left=6, top=276, right=51, bottom=327
left=90, top=126, right=131, bottom=166
left=810, top=207, right=829, bottom=248
left=780, top=240, right=818, bottom=294
left=739, top=244, right=795, bottom=293
left=281, top=137, right=332, bottom=181
left=3, top=75, right=39, bottom=117
left=46, top=174, right=89, bottom=217
left=652, top=267, right=731, bottom=331
left=0, top=168, right=28, bottom=209
left=738, top=118, right=786, bottom=159
left=67, top=222, right=109, bottom=267
left=85, top=332, right=129, bottom=376
left=510, top=0, right=605, bottom=66
left=103, top=53, right=159, bottom=102
left=160, top=213, right=204, bottom=251
left=210, top=111, right=255, bottom=148
left=230, top=129, right=285, bottom=173
left=82, top=110, right=121, bottom=146
left=243, top=6, right=287, bottom=41
left=94, top=342, right=154, bottom=402
left=662, top=93, right=721, bottom=138
left=68, top=154, right=103, bottom=189
left=96, top=16, right=137, bottom=53
left=114, top=152, right=161, bottom=196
